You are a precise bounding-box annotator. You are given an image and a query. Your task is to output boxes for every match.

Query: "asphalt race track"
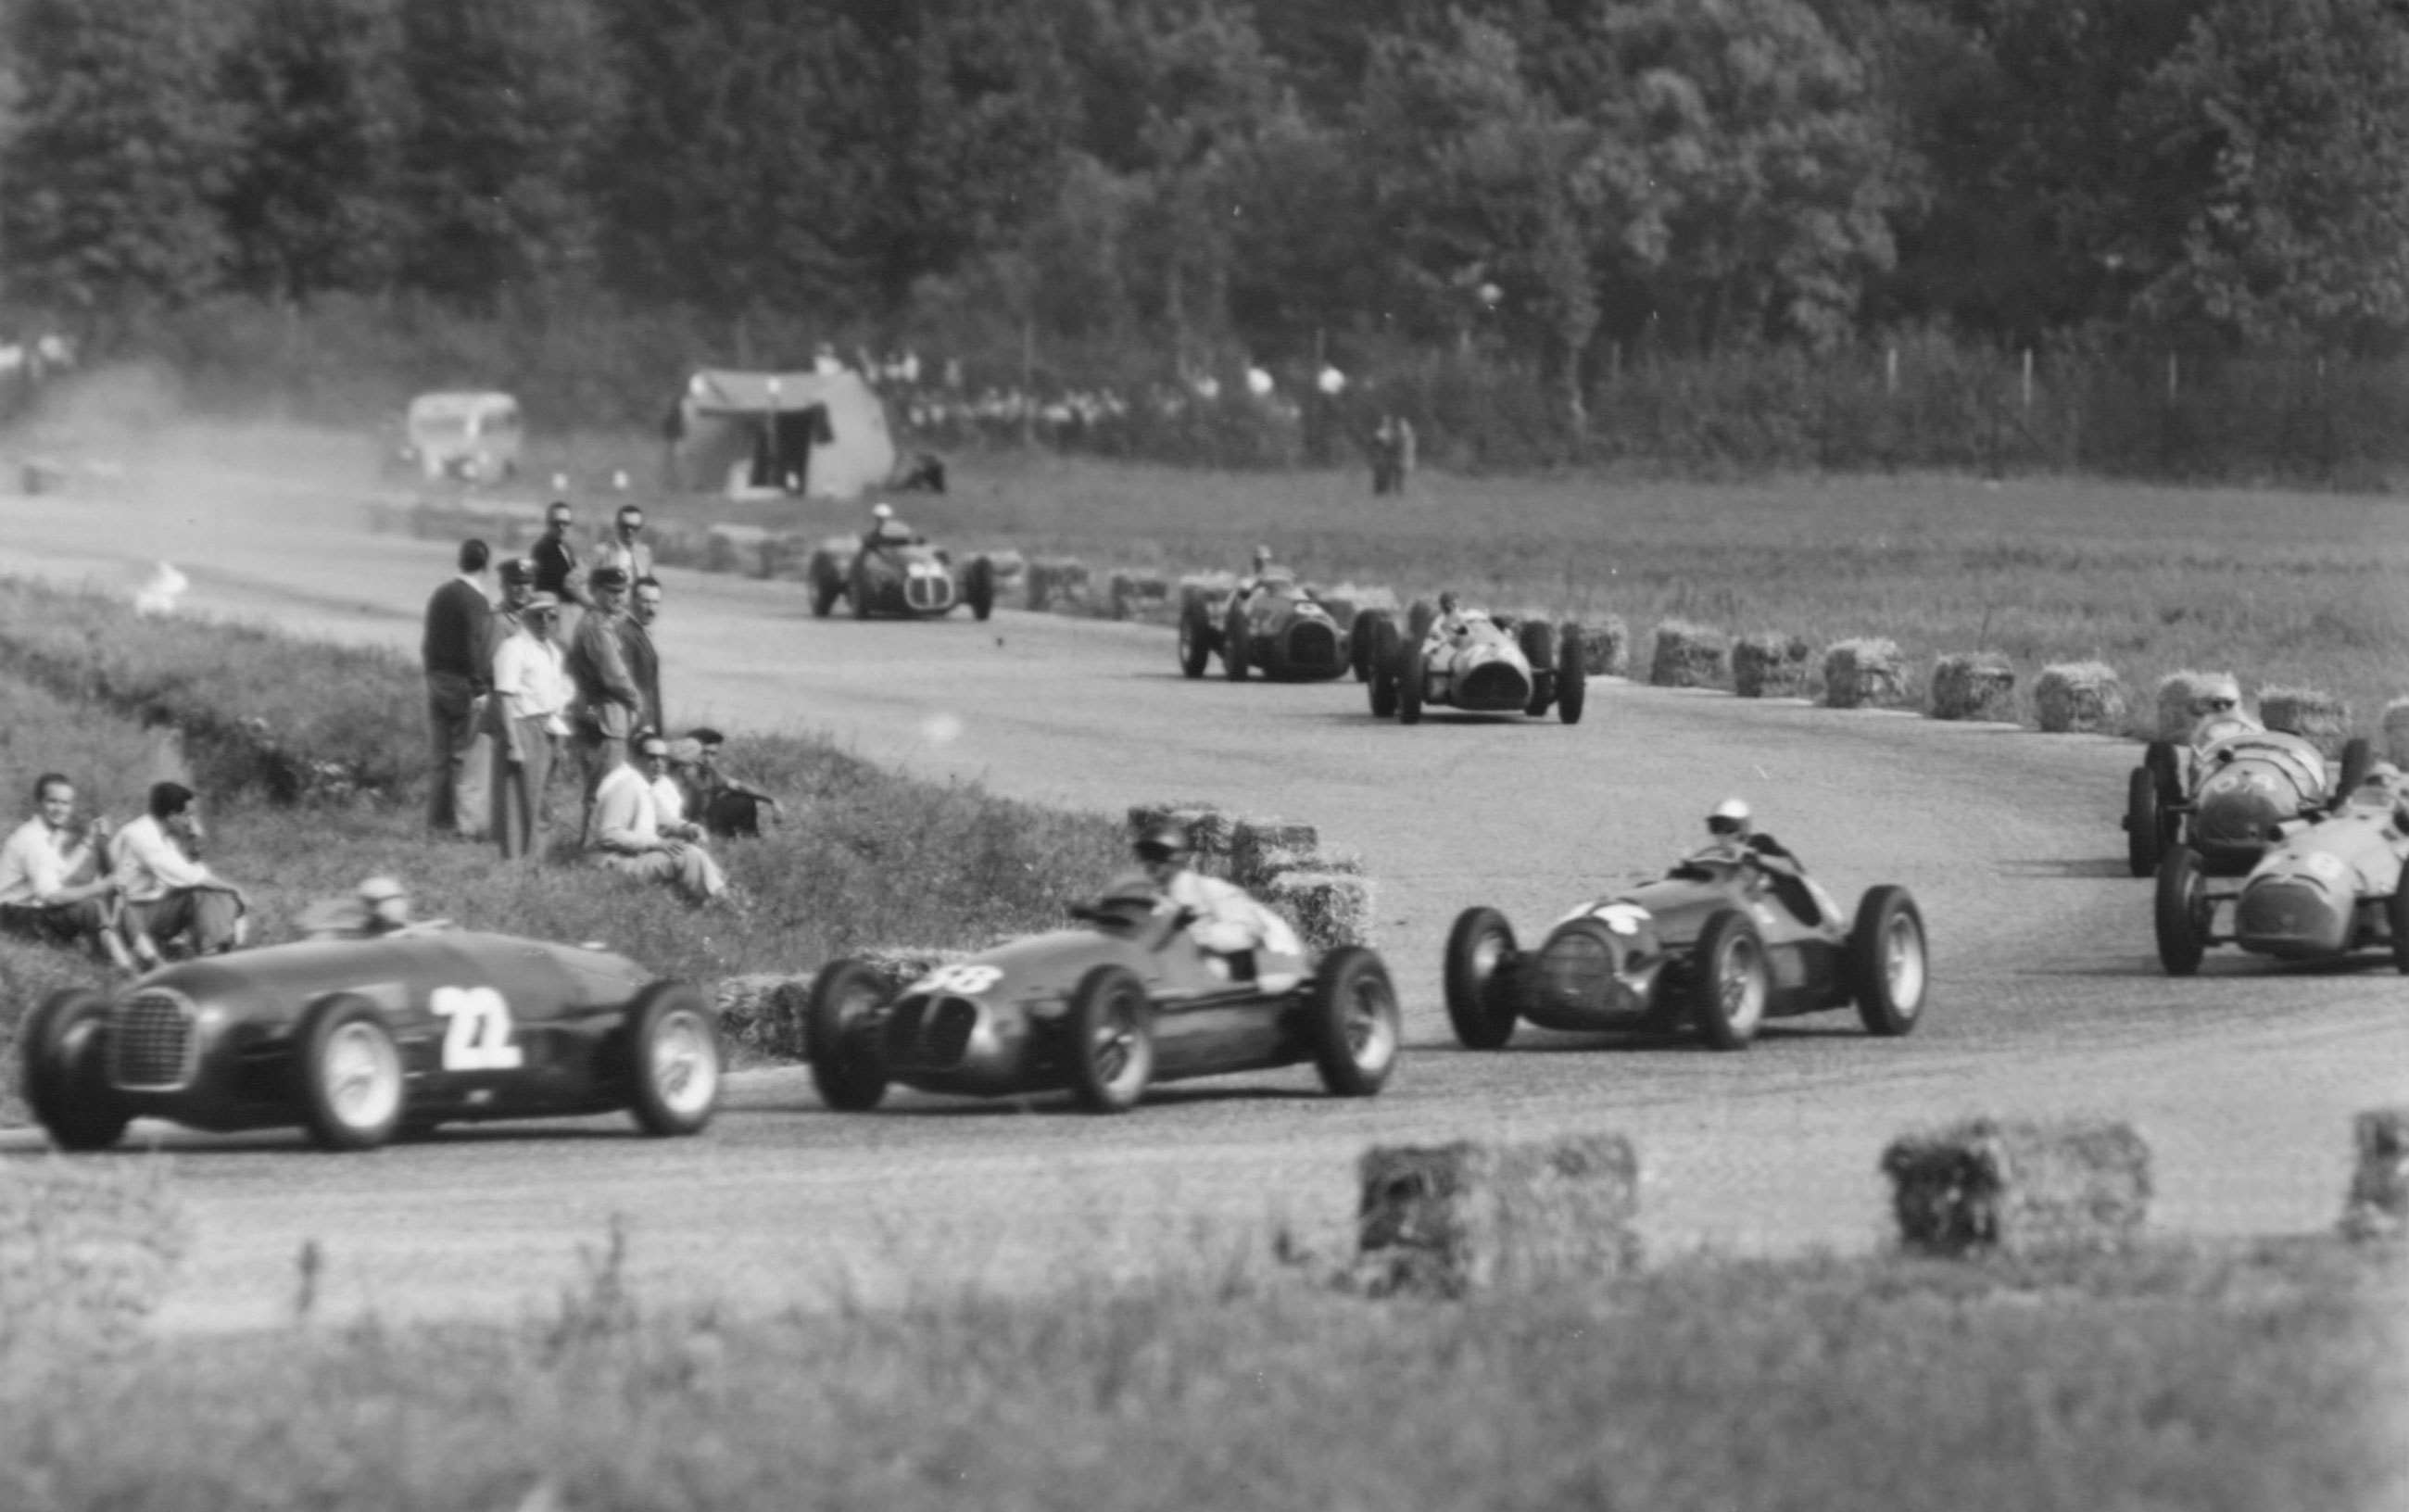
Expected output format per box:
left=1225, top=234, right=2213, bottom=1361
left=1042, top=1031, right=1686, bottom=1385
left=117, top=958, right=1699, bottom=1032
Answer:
left=2, top=465, right=2403, bottom=1331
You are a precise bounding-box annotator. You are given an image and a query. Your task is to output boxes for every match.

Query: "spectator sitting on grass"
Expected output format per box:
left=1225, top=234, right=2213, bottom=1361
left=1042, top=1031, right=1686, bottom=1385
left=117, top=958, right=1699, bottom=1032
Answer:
left=675, top=727, right=783, bottom=838
left=588, top=736, right=728, bottom=905
left=110, top=781, right=248, bottom=964
left=0, top=773, right=134, bottom=970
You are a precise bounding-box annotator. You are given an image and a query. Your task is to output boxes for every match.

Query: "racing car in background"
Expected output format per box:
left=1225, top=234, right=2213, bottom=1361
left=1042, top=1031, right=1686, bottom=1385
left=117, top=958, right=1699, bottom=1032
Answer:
left=17, top=931, right=722, bottom=1152
left=804, top=881, right=1401, bottom=1114
left=2153, top=762, right=2409, bottom=975
left=2124, top=715, right=2368, bottom=877
left=808, top=532, right=996, bottom=621
left=1443, top=845, right=1927, bottom=1051
left=1178, top=571, right=1359, bottom=682
left=1362, top=600, right=1585, bottom=725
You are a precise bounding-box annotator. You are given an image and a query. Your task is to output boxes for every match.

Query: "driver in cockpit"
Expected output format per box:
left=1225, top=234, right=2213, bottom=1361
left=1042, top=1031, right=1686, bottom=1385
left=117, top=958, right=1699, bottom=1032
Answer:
left=1132, top=822, right=1300, bottom=982
left=860, top=501, right=916, bottom=558
left=1704, top=798, right=1820, bottom=922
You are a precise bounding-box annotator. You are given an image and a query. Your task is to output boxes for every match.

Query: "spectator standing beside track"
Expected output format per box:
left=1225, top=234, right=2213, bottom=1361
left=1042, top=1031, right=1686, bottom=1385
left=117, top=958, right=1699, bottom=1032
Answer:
left=572, top=503, right=653, bottom=608
left=530, top=501, right=579, bottom=599
left=491, top=593, right=574, bottom=861
left=587, top=736, right=728, bottom=904
left=622, top=575, right=665, bottom=739
left=421, top=538, right=493, bottom=836
left=0, top=774, right=133, bottom=969
left=566, top=566, right=642, bottom=818
left=111, top=782, right=248, bottom=964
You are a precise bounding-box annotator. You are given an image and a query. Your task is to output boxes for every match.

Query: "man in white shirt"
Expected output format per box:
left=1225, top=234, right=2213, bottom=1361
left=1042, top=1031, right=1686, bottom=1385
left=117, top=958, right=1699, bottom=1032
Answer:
left=0, top=774, right=133, bottom=968
left=1131, top=823, right=1302, bottom=987
left=109, top=781, right=247, bottom=964
left=490, top=592, right=575, bottom=862
left=586, top=736, right=727, bottom=904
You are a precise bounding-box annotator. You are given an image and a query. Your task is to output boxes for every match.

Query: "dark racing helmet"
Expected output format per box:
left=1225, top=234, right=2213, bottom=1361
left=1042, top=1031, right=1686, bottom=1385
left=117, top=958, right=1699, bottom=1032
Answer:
left=1133, top=823, right=1192, bottom=864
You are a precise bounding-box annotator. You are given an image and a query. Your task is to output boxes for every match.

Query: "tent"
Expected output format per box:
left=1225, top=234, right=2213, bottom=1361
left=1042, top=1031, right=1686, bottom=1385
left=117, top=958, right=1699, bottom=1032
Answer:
left=665, top=369, right=897, bottom=499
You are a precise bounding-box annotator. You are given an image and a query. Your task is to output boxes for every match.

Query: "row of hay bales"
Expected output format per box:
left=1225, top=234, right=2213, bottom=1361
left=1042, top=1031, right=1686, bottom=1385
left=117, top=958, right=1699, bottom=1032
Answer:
left=1343, top=1108, right=2409, bottom=1297
left=713, top=800, right=1374, bottom=1063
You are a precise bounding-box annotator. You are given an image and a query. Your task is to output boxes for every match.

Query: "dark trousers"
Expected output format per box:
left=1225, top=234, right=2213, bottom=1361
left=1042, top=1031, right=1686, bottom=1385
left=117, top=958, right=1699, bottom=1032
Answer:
left=0, top=897, right=121, bottom=960
left=426, top=673, right=480, bottom=831
left=124, top=887, right=244, bottom=957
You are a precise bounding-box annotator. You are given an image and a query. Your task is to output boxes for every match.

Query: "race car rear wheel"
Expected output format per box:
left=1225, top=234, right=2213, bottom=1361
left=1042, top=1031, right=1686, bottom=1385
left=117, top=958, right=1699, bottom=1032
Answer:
left=1397, top=645, right=1426, bottom=725
left=965, top=557, right=995, bottom=623
left=626, top=980, right=721, bottom=1137
left=2153, top=845, right=2210, bottom=977
left=1516, top=623, right=1558, bottom=717
left=1444, top=907, right=1520, bottom=1049
left=1556, top=624, right=1586, bottom=724
left=2145, top=739, right=2181, bottom=796
left=1222, top=603, right=1251, bottom=681
left=1406, top=598, right=1436, bottom=645
left=1349, top=611, right=1387, bottom=684
left=806, top=959, right=891, bottom=1112
left=1688, top=910, right=1768, bottom=1051
left=1848, top=887, right=1928, bottom=1036
left=1067, top=964, right=1155, bottom=1114
left=2125, top=765, right=2165, bottom=878
left=1307, top=946, right=1400, bottom=1096
left=297, top=996, right=405, bottom=1152
left=2337, top=737, right=2373, bottom=804
left=2388, top=854, right=2409, bottom=976
left=1368, top=617, right=1400, bottom=718
left=21, top=988, right=130, bottom=1152
left=1179, top=601, right=1213, bottom=679
left=809, top=555, right=844, bottom=618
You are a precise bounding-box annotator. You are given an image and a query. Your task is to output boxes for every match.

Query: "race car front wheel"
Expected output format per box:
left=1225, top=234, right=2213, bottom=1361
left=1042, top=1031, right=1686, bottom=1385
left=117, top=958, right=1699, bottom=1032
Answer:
left=626, top=980, right=721, bottom=1137
left=2153, top=845, right=2210, bottom=976
left=1556, top=623, right=1586, bottom=725
left=1179, top=602, right=1213, bottom=679
left=1444, top=907, right=1520, bottom=1050
left=2125, top=765, right=2166, bottom=878
left=21, top=988, right=130, bottom=1152
left=1307, top=946, right=1400, bottom=1096
left=807, top=960, right=892, bottom=1112
left=1067, top=964, right=1155, bottom=1114
left=1688, top=910, right=1768, bottom=1051
left=297, top=996, right=405, bottom=1152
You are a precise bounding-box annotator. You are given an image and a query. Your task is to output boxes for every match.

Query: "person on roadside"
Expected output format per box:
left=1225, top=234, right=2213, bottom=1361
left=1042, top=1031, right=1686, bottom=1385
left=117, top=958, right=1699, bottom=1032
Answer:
left=675, top=727, right=783, bottom=838
left=110, top=782, right=248, bottom=964
left=566, top=565, right=642, bottom=819
left=571, top=502, right=654, bottom=607
left=421, top=538, right=493, bottom=836
left=622, top=575, right=665, bottom=739
left=491, top=592, right=575, bottom=861
left=531, top=501, right=579, bottom=599
left=587, top=736, right=729, bottom=905
left=1130, top=822, right=1301, bottom=985
left=650, top=738, right=709, bottom=845
left=0, top=774, right=133, bottom=969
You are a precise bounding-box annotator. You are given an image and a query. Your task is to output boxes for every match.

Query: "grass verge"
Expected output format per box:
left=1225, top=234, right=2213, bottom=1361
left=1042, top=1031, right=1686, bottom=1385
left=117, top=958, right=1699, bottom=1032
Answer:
left=0, top=1226, right=2397, bottom=1512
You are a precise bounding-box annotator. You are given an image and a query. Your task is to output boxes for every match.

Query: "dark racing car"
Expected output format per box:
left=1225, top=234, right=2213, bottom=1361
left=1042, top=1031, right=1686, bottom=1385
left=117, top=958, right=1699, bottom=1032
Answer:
left=1179, top=572, right=1358, bottom=682
left=1443, top=846, right=1928, bottom=1051
left=17, top=931, right=721, bottom=1152
left=808, top=535, right=996, bottom=621
left=2123, top=716, right=2369, bottom=877
left=804, top=883, right=1401, bottom=1113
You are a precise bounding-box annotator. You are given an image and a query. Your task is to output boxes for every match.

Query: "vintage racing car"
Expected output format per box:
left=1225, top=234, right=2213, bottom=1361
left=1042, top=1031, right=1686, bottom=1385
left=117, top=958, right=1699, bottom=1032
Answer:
left=2125, top=715, right=2370, bottom=876
left=17, top=931, right=722, bottom=1152
left=1443, top=847, right=1928, bottom=1051
left=808, top=534, right=996, bottom=621
left=1363, top=601, right=1585, bottom=724
left=804, top=883, right=1401, bottom=1113
left=2153, top=762, right=2409, bottom=975
left=1179, top=572, right=1358, bottom=683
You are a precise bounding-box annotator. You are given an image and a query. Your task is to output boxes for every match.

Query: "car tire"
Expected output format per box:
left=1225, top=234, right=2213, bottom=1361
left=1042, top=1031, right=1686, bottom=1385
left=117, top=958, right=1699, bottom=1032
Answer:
left=625, top=980, right=721, bottom=1137
left=1179, top=601, right=1213, bottom=679
left=1688, top=909, right=1768, bottom=1051
left=2145, top=739, right=2181, bottom=794
left=806, top=959, right=891, bottom=1112
left=1556, top=624, right=1586, bottom=724
left=2388, top=853, right=2409, bottom=976
left=2125, top=765, right=2164, bottom=878
left=1443, top=906, right=1520, bottom=1049
left=20, top=988, right=130, bottom=1152
left=2337, top=737, right=2373, bottom=804
left=2153, top=844, right=2210, bottom=977
left=1066, top=964, right=1154, bottom=1114
left=296, top=996, right=406, bottom=1152
left=1398, top=644, right=1426, bottom=725
left=1516, top=621, right=1558, bottom=709
left=1368, top=617, right=1400, bottom=718
left=1306, top=946, right=1401, bottom=1096
left=1349, top=611, right=1386, bottom=684
left=965, top=556, right=995, bottom=623
left=1222, top=603, right=1251, bottom=681
left=1848, top=886, right=1928, bottom=1036
left=809, top=554, right=843, bottom=619
left=1406, top=598, right=1436, bottom=645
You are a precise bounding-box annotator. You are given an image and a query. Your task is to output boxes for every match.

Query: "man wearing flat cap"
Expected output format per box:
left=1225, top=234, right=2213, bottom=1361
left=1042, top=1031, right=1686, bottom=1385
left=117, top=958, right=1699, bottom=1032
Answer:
left=491, top=591, right=575, bottom=859
left=566, top=564, right=642, bottom=825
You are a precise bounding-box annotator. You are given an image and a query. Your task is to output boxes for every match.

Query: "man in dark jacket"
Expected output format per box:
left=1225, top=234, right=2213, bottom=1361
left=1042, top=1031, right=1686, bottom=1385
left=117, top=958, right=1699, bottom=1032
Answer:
left=622, top=575, right=665, bottom=739
left=530, top=500, right=578, bottom=598
left=421, top=538, right=493, bottom=834
left=566, top=565, right=641, bottom=820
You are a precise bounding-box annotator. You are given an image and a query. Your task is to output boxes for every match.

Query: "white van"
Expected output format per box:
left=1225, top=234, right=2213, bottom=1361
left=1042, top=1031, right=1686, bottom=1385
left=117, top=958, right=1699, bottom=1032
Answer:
left=403, top=391, right=523, bottom=484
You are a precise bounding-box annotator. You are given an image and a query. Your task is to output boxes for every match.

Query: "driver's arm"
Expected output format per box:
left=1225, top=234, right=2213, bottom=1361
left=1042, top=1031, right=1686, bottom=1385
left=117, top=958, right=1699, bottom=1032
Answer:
left=1183, top=876, right=1270, bottom=953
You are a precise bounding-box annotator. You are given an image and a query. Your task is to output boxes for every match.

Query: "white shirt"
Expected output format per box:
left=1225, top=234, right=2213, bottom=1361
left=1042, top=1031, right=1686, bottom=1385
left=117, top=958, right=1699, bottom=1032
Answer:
left=1159, top=869, right=1300, bottom=957
left=0, top=817, right=88, bottom=905
left=109, top=814, right=214, bottom=902
left=493, top=629, right=574, bottom=729
left=651, top=775, right=689, bottom=829
left=590, top=764, right=661, bottom=854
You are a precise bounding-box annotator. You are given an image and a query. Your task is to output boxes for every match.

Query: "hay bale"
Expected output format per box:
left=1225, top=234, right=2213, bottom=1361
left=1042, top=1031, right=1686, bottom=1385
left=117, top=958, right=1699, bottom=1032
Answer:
left=1126, top=801, right=1232, bottom=865
left=1648, top=620, right=1729, bottom=688
left=1312, top=583, right=1398, bottom=631
left=2031, top=662, right=2128, bottom=735
left=1353, top=1136, right=1642, bottom=1297
left=983, top=548, right=1028, bottom=589
left=1263, top=871, right=1374, bottom=952
left=1929, top=651, right=2018, bottom=723
left=0, top=1160, right=189, bottom=1352
left=2257, top=685, right=2351, bottom=758
left=1573, top=617, right=1631, bottom=678
left=714, top=974, right=813, bottom=1060
left=1026, top=556, right=1092, bottom=612
left=1879, top=1117, right=2152, bottom=1257
left=2385, top=699, right=2409, bottom=769
left=1106, top=570, right=1173, bottom=623
left=1230, top=819, right=1320, bottom=888
left=2340, top=1107, right=2409, bottom=1242
left=1249, top=845, right=1363, bottom=886
left=759, top=533, right=820, bottom=581
left=2154, top=670, right=2240, bottom=740
left=1822, top=637, right=1911, bottom=710
left=1732, top=633, right=1811, bottom=699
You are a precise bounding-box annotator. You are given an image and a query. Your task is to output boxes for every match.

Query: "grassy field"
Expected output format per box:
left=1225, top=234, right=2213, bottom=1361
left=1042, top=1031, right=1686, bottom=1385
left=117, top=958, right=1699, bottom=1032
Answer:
left=612, top=449, right=2409, bottom=736
left=0, top=1203, right=2397, bottom=1512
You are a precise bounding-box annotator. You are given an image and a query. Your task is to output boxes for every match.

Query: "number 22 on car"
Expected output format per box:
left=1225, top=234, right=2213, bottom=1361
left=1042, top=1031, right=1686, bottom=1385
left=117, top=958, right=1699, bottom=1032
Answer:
left=430, top=985, right=524, bottom=1071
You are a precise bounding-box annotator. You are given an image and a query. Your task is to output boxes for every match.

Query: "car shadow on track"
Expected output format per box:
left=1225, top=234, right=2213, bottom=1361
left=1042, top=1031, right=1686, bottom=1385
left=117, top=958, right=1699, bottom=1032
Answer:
left=742, top=1083, right=1343, bottom=1119
left=1996, top=857, right=2135, bottom=879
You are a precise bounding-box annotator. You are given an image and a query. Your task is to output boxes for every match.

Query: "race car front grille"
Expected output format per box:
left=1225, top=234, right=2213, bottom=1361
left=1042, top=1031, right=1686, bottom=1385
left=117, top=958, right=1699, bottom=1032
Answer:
left=1284, top=621, right=1341, bottom=672
left=882, top=994, right=978, bottom=1070
left=2237, top=879, right=2348, bottom=954
left=904, top=573, right=954, bottom=611
left=1457, top=662, right=1530, bottom=711
left=1534, top=931, right=1616, bottom=1014
left=109, top=990, right=197, bottom=1090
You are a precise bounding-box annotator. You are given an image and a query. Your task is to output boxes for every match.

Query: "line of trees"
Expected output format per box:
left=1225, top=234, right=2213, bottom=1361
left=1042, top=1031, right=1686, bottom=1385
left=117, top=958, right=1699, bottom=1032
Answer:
left=4, top=0, right=2408, bottom=462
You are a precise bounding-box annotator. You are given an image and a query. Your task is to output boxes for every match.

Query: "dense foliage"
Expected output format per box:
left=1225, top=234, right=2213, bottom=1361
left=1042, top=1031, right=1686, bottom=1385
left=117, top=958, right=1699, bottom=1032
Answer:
left=4, top=0, right=2407, bottom=472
